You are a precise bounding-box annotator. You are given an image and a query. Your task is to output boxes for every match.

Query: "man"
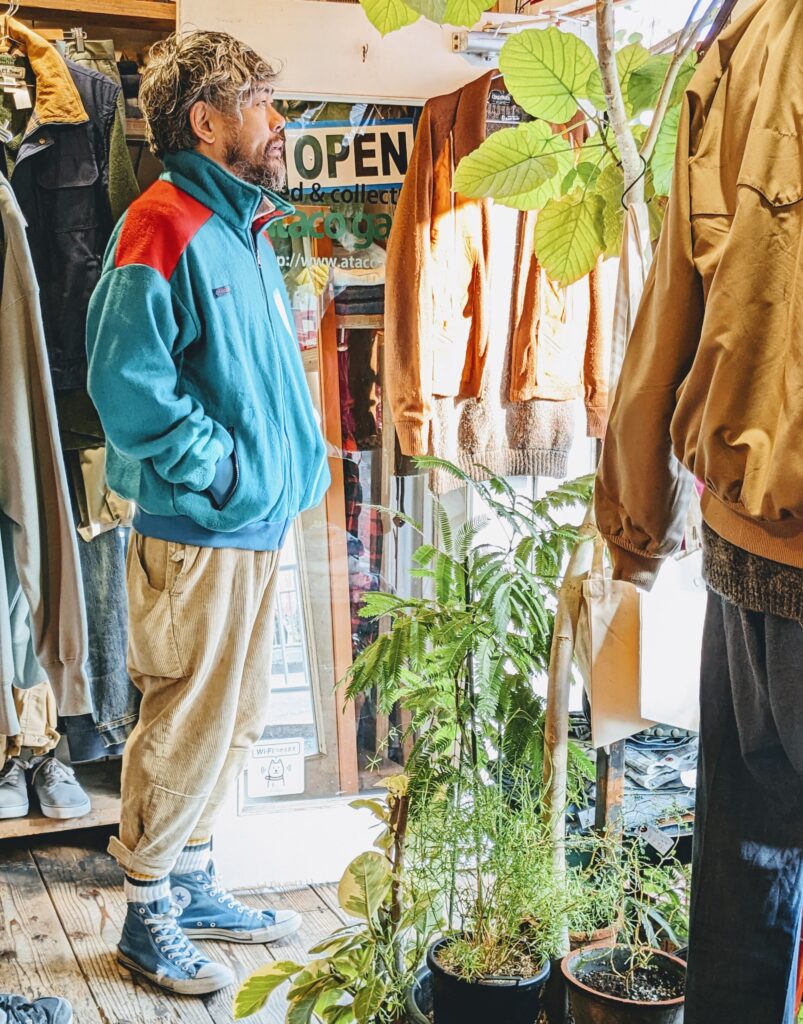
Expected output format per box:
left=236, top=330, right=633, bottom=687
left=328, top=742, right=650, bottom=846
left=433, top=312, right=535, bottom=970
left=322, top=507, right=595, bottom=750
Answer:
left=87, top=31, right=330, bottom=995
left=595, top=1, right=802, bottom=1022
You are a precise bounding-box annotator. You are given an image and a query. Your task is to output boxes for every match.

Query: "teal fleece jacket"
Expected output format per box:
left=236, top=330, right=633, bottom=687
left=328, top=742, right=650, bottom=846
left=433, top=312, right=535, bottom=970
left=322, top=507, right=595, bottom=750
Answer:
left=86, top=150, right=330, bottom=532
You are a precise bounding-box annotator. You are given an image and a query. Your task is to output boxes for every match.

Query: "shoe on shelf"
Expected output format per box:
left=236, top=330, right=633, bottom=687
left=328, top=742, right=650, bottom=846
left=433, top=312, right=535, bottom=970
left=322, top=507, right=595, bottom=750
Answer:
left=0, top=993, right=73, bottom=1024
left=171, top=861, right=302, bottom=944
left=117, top=896, right=234, bottom=995
left=0, top=757, right=29, bottom=819
left=29, top=755, right=91, bottom=820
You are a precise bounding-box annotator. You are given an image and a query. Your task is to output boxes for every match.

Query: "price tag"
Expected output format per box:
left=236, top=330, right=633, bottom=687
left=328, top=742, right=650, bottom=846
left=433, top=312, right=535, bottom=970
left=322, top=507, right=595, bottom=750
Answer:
left=637, top=824, right=674, bottom=856
left=13, top=86, right=31, bottom=111
left=576, top=807, right=594, bottom=829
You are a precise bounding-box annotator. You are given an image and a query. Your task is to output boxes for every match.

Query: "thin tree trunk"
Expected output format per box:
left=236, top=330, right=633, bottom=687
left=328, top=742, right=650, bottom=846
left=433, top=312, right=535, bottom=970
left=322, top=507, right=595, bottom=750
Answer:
left=596, top=0, right=642, bottom=201
left=542, top=512, right=595, bottom=956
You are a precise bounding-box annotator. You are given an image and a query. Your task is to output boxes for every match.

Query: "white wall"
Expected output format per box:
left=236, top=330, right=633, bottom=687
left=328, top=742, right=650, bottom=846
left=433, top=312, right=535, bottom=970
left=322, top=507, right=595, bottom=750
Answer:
left=178, top=0, right=496, bottom=104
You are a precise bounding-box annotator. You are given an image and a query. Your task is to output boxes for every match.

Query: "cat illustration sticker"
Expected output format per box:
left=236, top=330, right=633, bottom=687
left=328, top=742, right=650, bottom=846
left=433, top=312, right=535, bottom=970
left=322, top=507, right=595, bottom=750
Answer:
left=246, top=738, right=305, bottom=798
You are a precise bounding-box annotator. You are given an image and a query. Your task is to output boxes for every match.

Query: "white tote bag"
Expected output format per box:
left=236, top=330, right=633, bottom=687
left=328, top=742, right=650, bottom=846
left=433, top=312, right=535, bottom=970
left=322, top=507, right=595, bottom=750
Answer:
left=576, top=533, right=704, bottom=748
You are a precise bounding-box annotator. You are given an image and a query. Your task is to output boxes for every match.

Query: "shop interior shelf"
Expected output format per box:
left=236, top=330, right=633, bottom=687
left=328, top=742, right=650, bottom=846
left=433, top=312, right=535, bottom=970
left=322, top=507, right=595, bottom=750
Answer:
left=19, top=0, right=176, bottom=29
left=0, top=761, right=121, bottom=841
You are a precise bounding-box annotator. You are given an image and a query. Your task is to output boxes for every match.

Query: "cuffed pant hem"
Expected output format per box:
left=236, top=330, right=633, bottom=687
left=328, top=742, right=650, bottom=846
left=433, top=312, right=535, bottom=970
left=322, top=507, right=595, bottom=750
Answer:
left=108, top=834, right=176, bottom=881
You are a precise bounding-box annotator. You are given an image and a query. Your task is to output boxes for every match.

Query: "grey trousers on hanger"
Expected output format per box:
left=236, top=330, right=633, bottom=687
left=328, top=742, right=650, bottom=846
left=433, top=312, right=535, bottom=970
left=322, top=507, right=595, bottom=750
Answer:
left=685, top=592, right=803, bottom=1024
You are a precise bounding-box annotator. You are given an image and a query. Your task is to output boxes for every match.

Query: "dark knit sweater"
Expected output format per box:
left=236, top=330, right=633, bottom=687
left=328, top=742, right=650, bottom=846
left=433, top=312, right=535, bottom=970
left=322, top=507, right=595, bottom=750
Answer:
left=702, top=523, right=803, bottom=622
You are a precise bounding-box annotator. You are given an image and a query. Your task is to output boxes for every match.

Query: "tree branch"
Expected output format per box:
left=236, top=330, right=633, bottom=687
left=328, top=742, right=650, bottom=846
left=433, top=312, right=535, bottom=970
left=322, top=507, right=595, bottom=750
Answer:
left=640, top=0, right=723, bottom=163
left=595, top=0, right=641, bottom=200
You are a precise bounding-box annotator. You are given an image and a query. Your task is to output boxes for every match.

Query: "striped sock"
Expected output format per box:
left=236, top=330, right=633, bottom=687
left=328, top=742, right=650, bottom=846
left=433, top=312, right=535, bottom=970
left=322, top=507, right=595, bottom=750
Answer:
left=173, top=838, right=213, bottom=876
left=124, top=874, right=171, bottom=906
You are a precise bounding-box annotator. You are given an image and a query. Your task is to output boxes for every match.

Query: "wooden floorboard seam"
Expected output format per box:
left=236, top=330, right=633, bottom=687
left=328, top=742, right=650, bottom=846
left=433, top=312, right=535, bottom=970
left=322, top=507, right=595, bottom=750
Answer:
left=29, top=849, right=111, bottom=1024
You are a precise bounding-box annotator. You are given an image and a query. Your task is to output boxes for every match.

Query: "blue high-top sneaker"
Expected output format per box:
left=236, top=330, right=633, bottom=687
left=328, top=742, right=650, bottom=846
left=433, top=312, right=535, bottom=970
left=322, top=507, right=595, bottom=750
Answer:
left=171, top=861, right=302, bottom=943
left=117, top=895, right=234, bottom=994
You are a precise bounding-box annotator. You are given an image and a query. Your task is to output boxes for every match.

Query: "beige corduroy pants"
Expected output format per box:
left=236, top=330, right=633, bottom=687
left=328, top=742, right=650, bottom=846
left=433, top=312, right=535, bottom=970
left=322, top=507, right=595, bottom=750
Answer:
left=108, top=534, right=280, bottom=878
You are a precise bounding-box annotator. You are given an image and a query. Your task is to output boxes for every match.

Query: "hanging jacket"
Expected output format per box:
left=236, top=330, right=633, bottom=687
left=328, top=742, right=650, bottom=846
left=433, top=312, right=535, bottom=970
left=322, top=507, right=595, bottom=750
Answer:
left=0, top=173, right=91, bottom=735
left=2, top=20, right=133, bottom=400
left=385, top=70, right=608, bottom=460
left=87, top=150, right=330, bottom=534
left=595, top=0, right=803, bottom=587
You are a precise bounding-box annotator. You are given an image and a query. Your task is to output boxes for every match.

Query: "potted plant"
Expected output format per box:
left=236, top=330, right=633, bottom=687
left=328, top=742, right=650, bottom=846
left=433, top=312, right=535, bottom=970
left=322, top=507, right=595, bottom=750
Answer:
left=233, top=775, right=440, bottom=1024
left=416, top=771, right=564, bottom=1024
left=234, top=463, right=597, bottom=1022
left=561, top=834, right=689, bottom=1024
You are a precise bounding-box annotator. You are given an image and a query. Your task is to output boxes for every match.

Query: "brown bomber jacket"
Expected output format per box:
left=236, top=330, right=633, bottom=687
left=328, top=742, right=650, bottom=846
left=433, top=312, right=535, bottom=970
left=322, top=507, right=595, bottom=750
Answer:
left=595, top=0, right=803, bottom=588
left=385, top=70, right=608, bottom=458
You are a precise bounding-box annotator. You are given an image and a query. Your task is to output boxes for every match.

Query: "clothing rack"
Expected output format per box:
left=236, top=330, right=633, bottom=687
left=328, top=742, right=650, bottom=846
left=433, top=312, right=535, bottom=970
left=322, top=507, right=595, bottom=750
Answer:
left=0, top=0, right=175, bottom=846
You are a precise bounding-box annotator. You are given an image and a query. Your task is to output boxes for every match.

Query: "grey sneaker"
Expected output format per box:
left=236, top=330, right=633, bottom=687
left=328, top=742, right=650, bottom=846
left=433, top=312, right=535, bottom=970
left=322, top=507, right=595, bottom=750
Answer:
left=0, top=757, right=29, bottom=819
left=29, top=755, right=91, bottom=820
left=0, top=994, right=73, bottom=1023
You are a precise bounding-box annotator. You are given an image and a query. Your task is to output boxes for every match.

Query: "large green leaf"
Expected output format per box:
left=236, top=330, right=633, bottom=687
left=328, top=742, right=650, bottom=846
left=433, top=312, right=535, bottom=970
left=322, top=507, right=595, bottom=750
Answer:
left=352, top=977, right=387, bottom=1022
left=594, top=161, right=626, bottom=258
left=443, top=0, right=496, bottom=26
left=493, top=129, right=573, bottom=211
left=628, top=51, right=697, bottom=115
left=651, top=104, right=681, bottom=195
left=358, top=0, right=419, bottom=35
left=337, top=851, right=392, bottom=922
left=584, top=42, right=651, bottom=113
left=499, top=27, right=596, bottom=123
left=403, top=0, right=446, bottom=19
left=453, top=121, right=560, bottom=200
left=534, top=190, right=605, bottom=287
left=233, top=961, right=301, bottom=1019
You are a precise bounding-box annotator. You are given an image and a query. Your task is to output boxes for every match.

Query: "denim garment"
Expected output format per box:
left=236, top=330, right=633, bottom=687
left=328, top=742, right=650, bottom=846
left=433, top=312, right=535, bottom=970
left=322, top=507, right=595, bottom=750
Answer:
left=685, top=593, right=803, bottom=1024
left=61, top=476, right=139, bottom=752
left=77, top=524, right=138, bottom=745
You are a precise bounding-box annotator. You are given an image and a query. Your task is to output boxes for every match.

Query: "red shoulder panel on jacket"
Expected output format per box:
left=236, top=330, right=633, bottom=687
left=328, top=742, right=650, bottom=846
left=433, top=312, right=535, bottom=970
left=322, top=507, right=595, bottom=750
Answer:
left=115, top=180, right=213, bottom=280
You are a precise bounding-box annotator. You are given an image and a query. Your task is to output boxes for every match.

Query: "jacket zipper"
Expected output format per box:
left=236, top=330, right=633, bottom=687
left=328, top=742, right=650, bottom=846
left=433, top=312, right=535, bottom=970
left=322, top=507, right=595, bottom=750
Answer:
left=250, top=228, right=295, bottom=510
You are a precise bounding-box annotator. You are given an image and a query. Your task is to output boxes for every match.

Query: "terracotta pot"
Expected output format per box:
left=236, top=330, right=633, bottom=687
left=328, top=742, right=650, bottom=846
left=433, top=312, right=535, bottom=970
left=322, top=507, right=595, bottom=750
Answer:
left=570, top=925, right=619, bottom=950
left=562, top=945, right=685, bottom=1024
left=544, top=931, right=620, bottom=1024
left=427, top=936, right=551, bottom=1024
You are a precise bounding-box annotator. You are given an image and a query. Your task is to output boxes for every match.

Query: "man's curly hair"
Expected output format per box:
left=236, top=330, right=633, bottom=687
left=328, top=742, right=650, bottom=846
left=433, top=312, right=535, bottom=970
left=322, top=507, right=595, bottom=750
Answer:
left=140, top=31, right=277, bottom=158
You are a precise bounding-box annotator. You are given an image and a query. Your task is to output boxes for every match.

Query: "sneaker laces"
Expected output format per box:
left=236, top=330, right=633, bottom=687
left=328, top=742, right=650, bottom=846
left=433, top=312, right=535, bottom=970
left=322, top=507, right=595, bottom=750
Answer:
left=0, top=757, right=26, bottom=787
left=31, top=756, right=76, bottom=786
left=145, top=903, right=207, bottom=973
left=201, top=874, right=264, bottom=921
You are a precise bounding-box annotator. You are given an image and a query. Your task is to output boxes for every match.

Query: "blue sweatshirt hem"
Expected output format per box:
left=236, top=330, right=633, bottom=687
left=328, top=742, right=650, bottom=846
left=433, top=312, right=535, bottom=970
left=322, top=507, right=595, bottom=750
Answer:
left=133, top=508, right=290, bottom=551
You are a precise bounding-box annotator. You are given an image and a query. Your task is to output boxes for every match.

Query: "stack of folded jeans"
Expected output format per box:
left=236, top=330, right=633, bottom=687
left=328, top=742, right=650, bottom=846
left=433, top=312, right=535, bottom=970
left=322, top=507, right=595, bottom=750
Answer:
left=567, top=712, right=698, bottom=835
left=335, top=284, right=385, bottom=317
left=117, top=60, right=142, bottom=120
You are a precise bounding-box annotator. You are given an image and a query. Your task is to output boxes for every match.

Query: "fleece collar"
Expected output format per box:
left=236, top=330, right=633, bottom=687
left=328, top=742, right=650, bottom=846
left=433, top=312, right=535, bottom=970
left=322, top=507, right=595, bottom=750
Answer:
left=162, top=150, right=294, bottom=231
left=2, top=18, right=87, bottom=133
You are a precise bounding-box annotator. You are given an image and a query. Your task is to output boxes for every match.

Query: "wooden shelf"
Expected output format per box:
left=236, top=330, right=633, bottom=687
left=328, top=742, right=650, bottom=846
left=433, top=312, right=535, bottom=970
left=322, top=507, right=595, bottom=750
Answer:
left=125, top=116, right=146, bottom=139
left=0, top=761, right=121, bottom=841
left=20, top=0, right=176, bottom=29
left=335, top=314, right=384, bottom=330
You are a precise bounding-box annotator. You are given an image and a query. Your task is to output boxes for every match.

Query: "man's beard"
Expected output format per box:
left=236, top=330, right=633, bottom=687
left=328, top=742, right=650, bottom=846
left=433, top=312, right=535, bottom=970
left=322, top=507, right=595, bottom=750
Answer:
left=224, top=130, right=287, bottom=191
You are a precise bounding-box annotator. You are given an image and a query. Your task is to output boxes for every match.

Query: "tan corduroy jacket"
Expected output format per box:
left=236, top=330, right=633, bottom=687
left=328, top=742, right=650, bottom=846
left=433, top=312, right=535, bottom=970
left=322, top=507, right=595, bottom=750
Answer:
left=385, top=71, right=608, bottom=457
left=596, top=0, right=803, bottom=587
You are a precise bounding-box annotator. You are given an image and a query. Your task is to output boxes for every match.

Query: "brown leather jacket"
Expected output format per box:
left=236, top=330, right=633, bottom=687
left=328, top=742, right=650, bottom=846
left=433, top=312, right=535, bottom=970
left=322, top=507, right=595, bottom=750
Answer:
left=385, top=71, right=608, bottom=457
left=596, top=0, right=803, bottom=587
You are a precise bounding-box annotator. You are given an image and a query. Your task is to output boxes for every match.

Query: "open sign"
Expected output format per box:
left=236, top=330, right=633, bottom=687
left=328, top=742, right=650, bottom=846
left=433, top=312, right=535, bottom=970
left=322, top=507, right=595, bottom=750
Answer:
left=285, top=119, right=414, bottom=192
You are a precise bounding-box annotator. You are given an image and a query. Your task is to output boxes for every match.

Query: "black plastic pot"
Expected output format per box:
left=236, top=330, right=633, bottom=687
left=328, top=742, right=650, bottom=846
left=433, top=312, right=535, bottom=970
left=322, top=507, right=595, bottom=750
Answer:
left=405, top=964, right=433, bottom=1023
left=426, top=936, right=551, bottom=1024
left=562, top=945, right=685, bottom=1024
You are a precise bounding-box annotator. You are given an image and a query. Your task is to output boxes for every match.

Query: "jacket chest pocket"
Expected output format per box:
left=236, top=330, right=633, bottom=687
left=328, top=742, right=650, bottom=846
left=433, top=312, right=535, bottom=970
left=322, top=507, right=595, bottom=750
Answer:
left=34, top=128, right=102, bottom=233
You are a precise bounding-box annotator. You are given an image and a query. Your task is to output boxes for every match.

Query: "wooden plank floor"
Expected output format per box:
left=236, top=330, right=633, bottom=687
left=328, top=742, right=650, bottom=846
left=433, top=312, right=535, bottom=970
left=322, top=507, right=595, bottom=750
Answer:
left=0, top=829, right=343, bottom=1024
